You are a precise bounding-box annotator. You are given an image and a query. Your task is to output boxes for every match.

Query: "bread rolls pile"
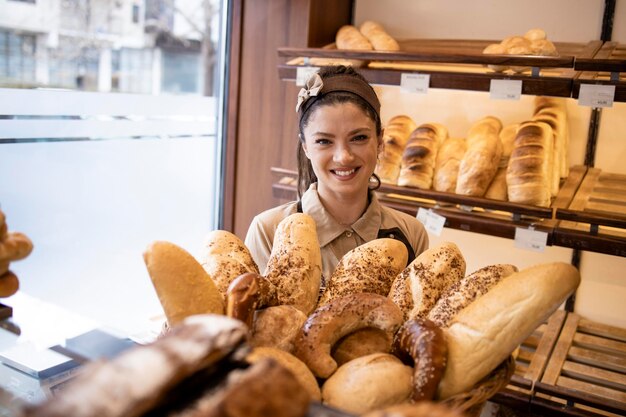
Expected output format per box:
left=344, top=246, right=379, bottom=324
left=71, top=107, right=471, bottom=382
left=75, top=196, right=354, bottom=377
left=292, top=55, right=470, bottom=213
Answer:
left=336, top=20, right=400, bottom=52
left=482, top=28, right=558, bottom=73
left=0, top=209, right=33, bottom=298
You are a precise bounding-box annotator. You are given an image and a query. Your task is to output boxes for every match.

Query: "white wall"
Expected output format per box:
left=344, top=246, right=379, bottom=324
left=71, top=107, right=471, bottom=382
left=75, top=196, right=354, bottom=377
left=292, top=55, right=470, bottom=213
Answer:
left=357, top=0, right=626, bottom=328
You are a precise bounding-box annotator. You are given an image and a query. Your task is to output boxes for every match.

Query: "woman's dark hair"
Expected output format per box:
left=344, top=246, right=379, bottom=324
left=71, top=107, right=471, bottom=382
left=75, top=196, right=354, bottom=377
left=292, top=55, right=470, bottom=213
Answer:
left=296, top=66, right=382, bottom=198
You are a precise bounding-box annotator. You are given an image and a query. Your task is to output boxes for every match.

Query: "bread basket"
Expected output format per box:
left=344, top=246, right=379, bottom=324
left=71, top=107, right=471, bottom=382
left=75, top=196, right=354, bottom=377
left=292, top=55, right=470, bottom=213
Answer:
left=440, top=355, right=516, bottom=417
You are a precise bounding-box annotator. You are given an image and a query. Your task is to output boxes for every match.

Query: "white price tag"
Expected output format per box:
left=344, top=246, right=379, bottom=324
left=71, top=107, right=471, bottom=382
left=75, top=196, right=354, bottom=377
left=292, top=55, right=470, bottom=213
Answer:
left=514, top=227, right=548, bottom=253
left=416, top=208, right=446, bottom=236
left=400, top=73, right=430, bottom=94
left=578, top=84, right=615, bottom=108
left=489, top=79, right=522, bottom=100
left=296, top=66, right=320, bottom=87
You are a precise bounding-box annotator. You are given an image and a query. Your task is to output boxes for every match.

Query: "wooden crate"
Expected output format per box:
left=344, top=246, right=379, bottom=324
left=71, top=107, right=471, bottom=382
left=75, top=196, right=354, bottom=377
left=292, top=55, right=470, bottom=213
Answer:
left=534, top=313, right=626, bottom=416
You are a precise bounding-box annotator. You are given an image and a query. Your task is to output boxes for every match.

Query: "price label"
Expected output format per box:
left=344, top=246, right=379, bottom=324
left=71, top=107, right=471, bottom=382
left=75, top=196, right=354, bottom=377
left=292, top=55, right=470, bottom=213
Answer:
left=489, top=79, right=522, bottom=100
left=416, top=208, right=446, bottom=236
left=578, top=84, right=615, bottom=108
left=514, top=227, right=548, bottom=253
left=296, top=66, right=320, bottom=87
left=401, top=73, right=430, bottom=94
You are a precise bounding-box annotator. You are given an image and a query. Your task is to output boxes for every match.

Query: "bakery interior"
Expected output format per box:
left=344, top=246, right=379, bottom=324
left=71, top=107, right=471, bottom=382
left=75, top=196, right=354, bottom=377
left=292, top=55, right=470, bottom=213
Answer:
left=1, top=0, right=626, bottom=416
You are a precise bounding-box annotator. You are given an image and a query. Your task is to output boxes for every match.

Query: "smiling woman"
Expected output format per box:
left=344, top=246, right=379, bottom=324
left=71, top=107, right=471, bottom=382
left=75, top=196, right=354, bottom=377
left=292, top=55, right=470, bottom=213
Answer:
left=245, top=65, right=429, bottom=286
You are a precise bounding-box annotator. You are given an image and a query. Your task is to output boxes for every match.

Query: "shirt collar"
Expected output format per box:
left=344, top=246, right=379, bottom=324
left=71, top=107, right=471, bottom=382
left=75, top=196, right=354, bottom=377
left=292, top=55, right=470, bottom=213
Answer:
left=300, top=183, right=383, bottom=246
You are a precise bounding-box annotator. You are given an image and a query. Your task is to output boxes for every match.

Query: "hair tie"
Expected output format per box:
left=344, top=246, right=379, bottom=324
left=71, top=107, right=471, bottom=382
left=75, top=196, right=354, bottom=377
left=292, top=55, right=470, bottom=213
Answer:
left=295, top=73, right=323, bottom=113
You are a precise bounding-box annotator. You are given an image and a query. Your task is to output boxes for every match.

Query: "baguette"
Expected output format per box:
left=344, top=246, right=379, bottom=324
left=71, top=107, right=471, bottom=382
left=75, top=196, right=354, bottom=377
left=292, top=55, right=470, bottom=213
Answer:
left=398, top=123, right=448, bottom=189
left=437, top=262, right=580, bottom=399
left=376, top=115, right=418, bottom=184
left=359, top=21, right=400, bottom=51
left=336, top=25, right=373, bottom=51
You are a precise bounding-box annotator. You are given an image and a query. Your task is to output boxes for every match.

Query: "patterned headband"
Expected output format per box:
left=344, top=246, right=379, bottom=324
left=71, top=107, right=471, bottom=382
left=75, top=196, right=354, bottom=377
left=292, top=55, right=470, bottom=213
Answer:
left=295, top=72, right=381, bottom=118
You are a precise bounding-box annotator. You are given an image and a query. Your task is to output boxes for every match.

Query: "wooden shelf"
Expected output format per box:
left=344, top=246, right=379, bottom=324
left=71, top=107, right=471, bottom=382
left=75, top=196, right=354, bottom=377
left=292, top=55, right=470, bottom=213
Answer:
left=573, top=42, right=626, bottom=102
left=278, top=40, right=602, bottom=97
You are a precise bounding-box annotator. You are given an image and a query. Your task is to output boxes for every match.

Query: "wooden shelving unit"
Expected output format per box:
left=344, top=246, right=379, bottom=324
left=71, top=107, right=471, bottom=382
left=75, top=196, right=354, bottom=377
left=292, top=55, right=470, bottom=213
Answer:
left=574, top=42, right=626, bottom=102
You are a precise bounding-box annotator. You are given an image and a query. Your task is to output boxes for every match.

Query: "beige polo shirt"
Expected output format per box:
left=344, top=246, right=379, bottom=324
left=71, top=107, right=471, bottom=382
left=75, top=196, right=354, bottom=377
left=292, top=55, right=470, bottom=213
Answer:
left=244, top=183, right=429, bottom=285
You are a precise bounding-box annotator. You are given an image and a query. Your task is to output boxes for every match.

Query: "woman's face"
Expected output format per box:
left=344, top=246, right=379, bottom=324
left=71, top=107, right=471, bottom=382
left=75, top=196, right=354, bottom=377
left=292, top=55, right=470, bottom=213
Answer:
left=301, top=102, right=381, bottom=200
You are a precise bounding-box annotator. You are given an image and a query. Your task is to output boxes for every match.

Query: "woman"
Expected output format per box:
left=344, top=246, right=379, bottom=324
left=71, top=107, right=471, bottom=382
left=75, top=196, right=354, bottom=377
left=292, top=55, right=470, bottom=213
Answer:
left=245, top=65, right=428, bottom=285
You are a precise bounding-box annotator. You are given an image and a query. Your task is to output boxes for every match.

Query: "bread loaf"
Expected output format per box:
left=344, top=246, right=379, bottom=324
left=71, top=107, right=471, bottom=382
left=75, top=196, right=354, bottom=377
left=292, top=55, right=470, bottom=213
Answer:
left=0, top=231, right=33, bottom=262
left=482, top=43, right=508, bottom=72
left=437, top=262, right=581, bottom=398
left=264, top=213, right=322, bottom=315
left=0, top=271, right=19, bottom=298
left=332, top=328, right=391, bottom=366
left=456, top=116, right=503, bottom=196
left=336, top=25, right=373, bottom=51
left=534, top=96, right=569, bottom=179
left=361, top=402, right=466, bottom=417
left=506, top=121, right=554, bottom=207
left=499, top=123, right=519, bottom=168
left=251, top=305, right=308, bottom=354
left=359, top=21, right=400, bottom=51
left=143, top=241, right=225, bottom=325
left=199, top=230, right=259, bottom=299
left=319, top=238, right=407, bottom=306
left=388, top=242, right=466, bottom=320
left=428, top=264, right=518, bottom=328
left=246, top=346, right=321, bottom=402
left=376, top=115, right=418, bottom=184
left=433, top=137, right=467, bottom=193
left=398, top=123, right=448, bottom=189
left=321, top=353, right=413, bottom=414
left=484, top=167, right=508, bottom=201
left=524, top=28, right=547, bottom=41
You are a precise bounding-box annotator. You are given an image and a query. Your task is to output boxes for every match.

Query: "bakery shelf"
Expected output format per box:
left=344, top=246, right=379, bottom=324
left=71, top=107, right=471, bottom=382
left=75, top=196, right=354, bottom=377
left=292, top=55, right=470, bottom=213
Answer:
left=271, top=166, right=586, bottom=244
left=573, top=42, right=626, bottom=102
left=278, top=40, right=602, bottom=97
left=553, top=168, right=626, bottom=257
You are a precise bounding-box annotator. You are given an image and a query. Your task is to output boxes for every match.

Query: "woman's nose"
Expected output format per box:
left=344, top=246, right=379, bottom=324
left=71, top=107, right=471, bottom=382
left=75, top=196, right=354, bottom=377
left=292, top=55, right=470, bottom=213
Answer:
left=333, top=145, right=354, bottom=163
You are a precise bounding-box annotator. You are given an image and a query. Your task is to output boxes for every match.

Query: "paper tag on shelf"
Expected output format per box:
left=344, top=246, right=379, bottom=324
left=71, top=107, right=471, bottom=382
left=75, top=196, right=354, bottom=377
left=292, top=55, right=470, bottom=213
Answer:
left=416, top=207, right=446, bottom=236
left=489, top=79, right=522, bottom=100
left=400, top=73, right=430, bottom=94
left=296, top=66, right=320, bottom=87
left=514, top=227, right=548, bottom=252
left=578, top=84, right=615, bottom=108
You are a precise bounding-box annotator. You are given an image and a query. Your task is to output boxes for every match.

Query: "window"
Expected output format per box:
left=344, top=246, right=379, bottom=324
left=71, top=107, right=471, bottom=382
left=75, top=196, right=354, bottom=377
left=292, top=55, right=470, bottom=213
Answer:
left=0, top=0, right=228, bottom=339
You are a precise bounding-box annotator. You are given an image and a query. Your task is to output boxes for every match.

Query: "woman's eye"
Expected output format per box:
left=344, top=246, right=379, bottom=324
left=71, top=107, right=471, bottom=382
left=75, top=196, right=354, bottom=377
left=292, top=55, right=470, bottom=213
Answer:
left=352, top=135, right=369, bottom=142
left=315, top=138, right=331, bottom=145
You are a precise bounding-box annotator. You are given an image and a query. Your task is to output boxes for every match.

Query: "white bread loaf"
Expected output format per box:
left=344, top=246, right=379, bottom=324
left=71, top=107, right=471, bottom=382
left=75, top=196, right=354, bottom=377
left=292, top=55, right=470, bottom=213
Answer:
left=398, top=123, right=448, bottom=189
left=143, top=241, right=225, bottom=325
left=199, top=230, right=259, bottom=299
left=499, top=123, right=519, bottom=168
left=388, top=242, right=466, bottom=320
left=484, top=167, right=508, bottom=201
left=433, top=137, right=467, bottom=193
left=322, top=353, right=413, bottom=414
left=428, top=264, right=518, bottom=328
left=534, top=96, right=569, bottom=178
left=246, top=346, right=321, bottom=402
left=437, top=262, right=580, bottom=399
left=506, top=121, right=554, bottom=207
left=264, top=213, right=321, bottom=315
left=251, top=305, right=308, bottom=354
left=376, top=115, right=418, bottom=184
left=456, top=116, right=503, bottom=196
left=319, top=238, right=408, bottom=306
left=359, top=21, right=400, bottom=51
left=336, top=25, right=373, bottom=51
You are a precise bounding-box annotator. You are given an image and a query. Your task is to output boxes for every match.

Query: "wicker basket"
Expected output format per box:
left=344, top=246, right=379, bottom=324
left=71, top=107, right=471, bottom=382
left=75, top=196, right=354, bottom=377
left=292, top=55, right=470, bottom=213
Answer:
left=440, top=355, right=516, bottom=417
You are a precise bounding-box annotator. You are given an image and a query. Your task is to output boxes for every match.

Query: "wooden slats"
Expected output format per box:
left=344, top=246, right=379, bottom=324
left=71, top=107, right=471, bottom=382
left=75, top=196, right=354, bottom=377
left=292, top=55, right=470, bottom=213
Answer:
left=568, top=346, right=626, bottom=374
left=557, top=376, right=626, bottom=404
left=525, top=309, right=568, bottom=382
left=543, top=313, right=581, bottom=384
left=573, top=333, right=626, bottom=357
left=561, top=361, right=626, bottom=391
left=579, top=319, right=626, bottom=342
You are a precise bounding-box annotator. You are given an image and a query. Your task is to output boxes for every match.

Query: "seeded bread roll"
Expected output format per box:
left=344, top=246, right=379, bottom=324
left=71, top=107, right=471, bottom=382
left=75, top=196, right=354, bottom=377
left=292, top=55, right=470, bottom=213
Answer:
left=428, top=264, right=518, bottom=327
left=388, top=242, right=466, bottom=320
left=336, top=25, right=373, bottom=51
left=433, top=137, right=467, bottom=193
left=246, top=346, right=321, bottom=402
left=264, top=213, right=322, bottom=315
left=376, top=115, right=418, bottom=184
left=251, top=305, right=308, bottom=354
left=319, top=238, right=408, bottom=306
left=143, top=241, right=225, bottom=325
left=506, top=121, right=554, bottom=207
left=456, top=116, right=503, bottom=197
left=199, top=230, right=259, bottom=300
left=359, top=20, right=400, bottom=51
left=398, top=123, right=449, bottom=189
left=438, top=262, right=581, bottom=399
left=321, top=353, right=413, bottom=414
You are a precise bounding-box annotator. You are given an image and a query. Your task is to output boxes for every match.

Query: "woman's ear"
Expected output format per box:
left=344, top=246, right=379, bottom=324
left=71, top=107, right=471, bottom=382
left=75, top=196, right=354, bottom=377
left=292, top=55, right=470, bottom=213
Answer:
left=301, top=141, right=310, bottom=159
left=377, top=129, right=385, bottom=155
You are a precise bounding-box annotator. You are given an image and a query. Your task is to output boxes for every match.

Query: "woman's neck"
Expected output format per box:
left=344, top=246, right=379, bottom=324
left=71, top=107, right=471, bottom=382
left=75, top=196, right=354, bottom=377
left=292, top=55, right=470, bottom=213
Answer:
left=317, top=186, right=369, bottom=226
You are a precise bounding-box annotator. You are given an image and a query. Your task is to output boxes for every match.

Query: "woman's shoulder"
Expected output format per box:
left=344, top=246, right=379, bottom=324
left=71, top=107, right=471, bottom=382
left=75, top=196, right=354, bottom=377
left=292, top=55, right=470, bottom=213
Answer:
left=380, top=204, right=424, bottom=231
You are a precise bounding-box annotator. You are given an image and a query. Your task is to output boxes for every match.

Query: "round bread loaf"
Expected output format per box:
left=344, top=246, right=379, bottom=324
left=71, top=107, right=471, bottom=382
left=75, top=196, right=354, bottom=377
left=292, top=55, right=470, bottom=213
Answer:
left=251, top=305, right=307, bottom=353
left=199, top=230, right=259, bottom=299
left=0, top=232, right=33, bottom=262
left=143, top=241, right=224, bottom=325
left=332, top=327, right=391, bottom=366
left=264, top=213, right=322, bottom=315
left=319, top=238, right=408, bottom=306
left=322, top=353, right=413, bottom=414
left=246, top=346, right=321, bottom=401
